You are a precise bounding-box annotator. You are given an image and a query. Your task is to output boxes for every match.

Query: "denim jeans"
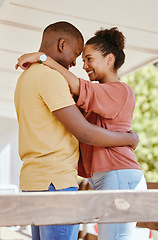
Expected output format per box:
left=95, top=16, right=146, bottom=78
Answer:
left=89, top=169, right=147, bottom=240
left=31, top=184, right=79, bottom=240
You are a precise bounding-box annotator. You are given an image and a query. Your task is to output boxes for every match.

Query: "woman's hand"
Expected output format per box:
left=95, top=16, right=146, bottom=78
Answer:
left=15, top=51, right=80, bottom=96
left=15, top=52, right=43, bottom=70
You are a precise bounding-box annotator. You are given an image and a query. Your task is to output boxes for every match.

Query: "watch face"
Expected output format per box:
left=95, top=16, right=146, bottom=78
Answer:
left=40, top=54, right=47, bottom=62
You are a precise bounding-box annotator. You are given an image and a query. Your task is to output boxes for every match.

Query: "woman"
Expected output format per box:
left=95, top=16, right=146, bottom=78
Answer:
left=16, top=27, right=147, bottom=240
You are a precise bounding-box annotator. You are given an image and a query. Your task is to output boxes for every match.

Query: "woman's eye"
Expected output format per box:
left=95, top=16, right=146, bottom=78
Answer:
left=87, top=57, right=92, bottom=61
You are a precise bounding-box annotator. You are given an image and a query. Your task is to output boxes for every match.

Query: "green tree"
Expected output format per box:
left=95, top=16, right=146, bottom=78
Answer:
left=122, top=64, right=158, bottom=181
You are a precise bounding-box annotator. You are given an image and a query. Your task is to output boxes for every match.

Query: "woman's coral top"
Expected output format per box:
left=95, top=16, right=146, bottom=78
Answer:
left=76, top=79, right=141, bottom=178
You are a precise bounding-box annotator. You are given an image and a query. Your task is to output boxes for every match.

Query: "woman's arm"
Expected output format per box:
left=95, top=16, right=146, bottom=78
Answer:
left=16, top=52, right=80, bottom=96
left=15, top=52, right=139, bottom=150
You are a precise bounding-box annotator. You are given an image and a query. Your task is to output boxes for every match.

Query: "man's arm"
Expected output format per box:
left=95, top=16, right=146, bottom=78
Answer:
left=15, top=53, right=139, bottom=149
left=53, top=105, right=139, bottom=149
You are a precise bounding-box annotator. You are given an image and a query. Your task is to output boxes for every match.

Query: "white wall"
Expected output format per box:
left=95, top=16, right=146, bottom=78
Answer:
left=0, top=116, right=22, bottom=188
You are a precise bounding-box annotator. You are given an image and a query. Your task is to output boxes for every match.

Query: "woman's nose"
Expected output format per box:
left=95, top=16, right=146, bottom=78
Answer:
left=83, top=61, right=88, bottom=70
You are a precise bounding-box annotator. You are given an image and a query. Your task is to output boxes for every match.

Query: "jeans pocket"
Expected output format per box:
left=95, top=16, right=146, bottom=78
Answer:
left=128, top=181, right=140, bottom=189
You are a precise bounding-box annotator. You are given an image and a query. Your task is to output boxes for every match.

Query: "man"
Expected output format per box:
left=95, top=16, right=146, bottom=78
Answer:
left=14, top=21, right=138, bottom=240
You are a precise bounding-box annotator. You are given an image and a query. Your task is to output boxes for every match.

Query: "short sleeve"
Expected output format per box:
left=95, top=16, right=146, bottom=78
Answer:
left=77, top=79, right=128, bottom=119
left=38, top=69, right=75, bottom=112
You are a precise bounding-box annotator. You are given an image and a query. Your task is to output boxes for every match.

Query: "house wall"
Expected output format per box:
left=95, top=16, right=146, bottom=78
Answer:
left=0, top=116, right=21, bottom=188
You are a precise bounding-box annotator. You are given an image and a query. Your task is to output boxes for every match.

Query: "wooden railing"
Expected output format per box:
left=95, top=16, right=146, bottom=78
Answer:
left=0, top=181, right=158, bottom=239
left=136, top=182, right=158, bottom=231
left=78, top=181, right=158, bottom=239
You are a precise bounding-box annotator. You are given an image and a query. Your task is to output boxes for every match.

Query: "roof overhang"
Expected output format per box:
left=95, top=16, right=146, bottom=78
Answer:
left=0, top=0, right=158, bottom=119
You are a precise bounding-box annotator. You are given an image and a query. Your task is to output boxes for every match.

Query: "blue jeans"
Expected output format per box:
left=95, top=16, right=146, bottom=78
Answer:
left=31, top=184, right=79, bottom=240
left=89, top=169, right=147, bottom=240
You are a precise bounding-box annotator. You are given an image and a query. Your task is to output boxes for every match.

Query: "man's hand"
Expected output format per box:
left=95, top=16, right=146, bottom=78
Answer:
left=53, top=105, right=140, bottom=148
left=128, top=130, right=140, bottom=150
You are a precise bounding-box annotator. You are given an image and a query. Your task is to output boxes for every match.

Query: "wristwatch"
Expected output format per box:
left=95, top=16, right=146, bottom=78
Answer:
left=39, top=54, right=48, bottom=63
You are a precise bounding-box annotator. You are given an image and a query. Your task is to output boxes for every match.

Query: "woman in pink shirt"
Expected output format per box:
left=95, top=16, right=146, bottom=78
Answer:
left=16, top=27, right=147, bottom=240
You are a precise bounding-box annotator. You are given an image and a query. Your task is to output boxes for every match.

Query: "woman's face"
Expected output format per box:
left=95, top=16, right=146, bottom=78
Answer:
left=82, top=44, right=108, bottom=82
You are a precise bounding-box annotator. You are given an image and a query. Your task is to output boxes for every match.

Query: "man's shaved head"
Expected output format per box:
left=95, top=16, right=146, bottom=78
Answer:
left=43, top=21, right=84, bottom=42
left=39, top=21, right=84, bottom=69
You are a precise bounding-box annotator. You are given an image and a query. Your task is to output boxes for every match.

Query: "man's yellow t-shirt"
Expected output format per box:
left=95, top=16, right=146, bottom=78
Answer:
left=14, top=63, right=79, bottom=191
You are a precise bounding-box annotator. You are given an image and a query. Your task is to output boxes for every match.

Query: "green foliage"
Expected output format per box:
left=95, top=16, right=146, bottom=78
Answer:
left=122, top=64, right=158, bottom=182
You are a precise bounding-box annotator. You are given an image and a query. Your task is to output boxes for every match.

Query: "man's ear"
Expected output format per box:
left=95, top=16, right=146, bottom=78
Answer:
left=58, top=38, right=66, bottom=53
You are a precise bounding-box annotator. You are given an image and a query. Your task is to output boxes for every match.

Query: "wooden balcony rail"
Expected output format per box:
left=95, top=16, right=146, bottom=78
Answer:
left=136, top=182, right=158, bottom=231
left=0, top=189, right=158, bottom=227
